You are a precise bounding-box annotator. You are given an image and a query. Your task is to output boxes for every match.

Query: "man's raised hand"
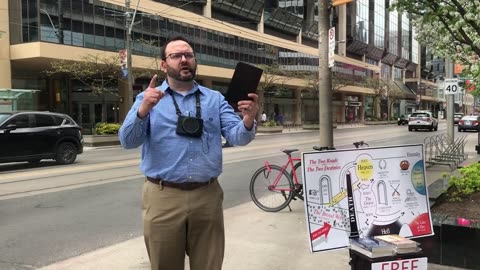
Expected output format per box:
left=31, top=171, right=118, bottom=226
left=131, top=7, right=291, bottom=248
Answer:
left=138, top=75, right=164, bottom=118
left=238, top=93, right=259, bottom=130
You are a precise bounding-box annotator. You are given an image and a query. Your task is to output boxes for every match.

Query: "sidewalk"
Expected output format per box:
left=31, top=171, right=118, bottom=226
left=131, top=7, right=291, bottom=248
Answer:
left=40, top=133, right=480, bottom=270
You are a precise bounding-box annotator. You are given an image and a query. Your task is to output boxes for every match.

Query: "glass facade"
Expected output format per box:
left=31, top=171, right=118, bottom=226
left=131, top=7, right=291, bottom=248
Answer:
left=278, top=0, right=304, bottom=18
left=411, top=28, right=419, bottom=64
left=401, top=13, right=409, bottom=60
left=388, top=10, right=398, bottom=55
left=373, top=0, right=385, bottom=49
left=355, top=0, right=369, bottom=43
left=15, top=0, right=312, bottom=70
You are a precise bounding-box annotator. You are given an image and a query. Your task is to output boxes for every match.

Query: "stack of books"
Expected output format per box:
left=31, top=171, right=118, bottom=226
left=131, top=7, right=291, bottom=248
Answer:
left=374, top=234, right=421, bottom=254
left=349, top=237, right=395, bottom=258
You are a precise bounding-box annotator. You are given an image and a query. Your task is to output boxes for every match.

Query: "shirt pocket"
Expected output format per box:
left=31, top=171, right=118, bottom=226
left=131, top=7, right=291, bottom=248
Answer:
left=203, top=111, right=220, bottom=134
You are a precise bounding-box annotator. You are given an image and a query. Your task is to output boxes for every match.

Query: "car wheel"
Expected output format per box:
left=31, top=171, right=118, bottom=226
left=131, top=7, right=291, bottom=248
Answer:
left=55, top=142, right=77, bottom=165
left=408, top=127, right=413, bottom=131
left=458, top=128, right=462, bottom=132
left=434, top=125, right=438, bottom=131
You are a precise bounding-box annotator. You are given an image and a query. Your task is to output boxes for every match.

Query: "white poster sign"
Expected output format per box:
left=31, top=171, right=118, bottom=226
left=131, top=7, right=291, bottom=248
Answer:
left=328, top=27, right=335, bottom=68
left=302, top=144, right=433, bottom=252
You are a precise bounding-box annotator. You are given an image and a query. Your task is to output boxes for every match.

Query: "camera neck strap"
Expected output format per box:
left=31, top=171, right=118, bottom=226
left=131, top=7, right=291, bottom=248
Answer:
left=168, top=89, right=201, bottom=118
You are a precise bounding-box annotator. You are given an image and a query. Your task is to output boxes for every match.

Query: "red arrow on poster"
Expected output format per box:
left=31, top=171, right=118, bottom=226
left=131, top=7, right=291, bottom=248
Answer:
left=310, top=222, right=332, bottom=241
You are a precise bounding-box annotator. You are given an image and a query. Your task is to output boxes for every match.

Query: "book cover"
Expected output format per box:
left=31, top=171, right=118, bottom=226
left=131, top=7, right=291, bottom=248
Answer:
left=349, top=243, right=394, bottom=258
left=374, top=234, right=419, bottom=249
left=350, top=237, right=394, bottom=253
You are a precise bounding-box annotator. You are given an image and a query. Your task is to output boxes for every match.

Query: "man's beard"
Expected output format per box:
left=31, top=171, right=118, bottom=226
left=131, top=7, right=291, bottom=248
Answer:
left=166, top=64, right=196, bottom=82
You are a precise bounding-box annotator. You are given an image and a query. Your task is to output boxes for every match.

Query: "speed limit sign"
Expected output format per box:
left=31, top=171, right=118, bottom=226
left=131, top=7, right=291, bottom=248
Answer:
left=444, top=78, right=459, bottom=95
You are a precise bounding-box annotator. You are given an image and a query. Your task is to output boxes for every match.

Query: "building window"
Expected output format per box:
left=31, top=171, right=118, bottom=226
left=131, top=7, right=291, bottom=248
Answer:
left=388, top=10, right=398, bottom=55
left=373, top=0, right=385, bottom=48
left=356, top=0, right=369, bottom=43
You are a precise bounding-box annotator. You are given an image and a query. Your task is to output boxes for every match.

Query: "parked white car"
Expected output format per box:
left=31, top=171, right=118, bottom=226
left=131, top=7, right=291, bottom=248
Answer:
left=408, top=112, right=438, bottom=131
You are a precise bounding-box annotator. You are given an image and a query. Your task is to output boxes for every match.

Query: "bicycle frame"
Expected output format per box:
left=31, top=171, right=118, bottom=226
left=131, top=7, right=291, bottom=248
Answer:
left=264, top=155, right=301, bottom=191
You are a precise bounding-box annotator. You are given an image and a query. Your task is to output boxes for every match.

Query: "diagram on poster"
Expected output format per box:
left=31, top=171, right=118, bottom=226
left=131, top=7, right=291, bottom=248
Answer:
left=302, top=144, right=433, bottom=252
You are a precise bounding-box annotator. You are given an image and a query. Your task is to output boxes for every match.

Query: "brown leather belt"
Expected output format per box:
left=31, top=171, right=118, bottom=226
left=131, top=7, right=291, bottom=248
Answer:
left=146, top=176, right=217, bottom=191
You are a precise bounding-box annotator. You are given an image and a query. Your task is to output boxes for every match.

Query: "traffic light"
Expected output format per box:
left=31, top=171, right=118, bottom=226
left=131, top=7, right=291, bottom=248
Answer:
left=331, top=0, right=354, bottom=7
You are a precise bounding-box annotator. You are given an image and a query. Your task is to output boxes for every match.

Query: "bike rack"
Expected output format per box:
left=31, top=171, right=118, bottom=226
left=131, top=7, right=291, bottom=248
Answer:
left=424, top=134, right=468, bottom=170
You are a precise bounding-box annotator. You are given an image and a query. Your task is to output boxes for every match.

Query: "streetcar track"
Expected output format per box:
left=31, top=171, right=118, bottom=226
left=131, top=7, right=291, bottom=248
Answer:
left=0, top=173, right=144, bottom=200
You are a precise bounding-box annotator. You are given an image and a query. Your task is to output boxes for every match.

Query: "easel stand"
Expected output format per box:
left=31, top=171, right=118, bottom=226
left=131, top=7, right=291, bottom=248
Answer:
left=349, top=249, right=428, bottom=270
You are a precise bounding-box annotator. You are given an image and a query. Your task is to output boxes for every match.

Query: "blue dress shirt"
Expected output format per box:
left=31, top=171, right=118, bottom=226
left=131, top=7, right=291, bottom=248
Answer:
left=119, top=80, right=255, bottom=183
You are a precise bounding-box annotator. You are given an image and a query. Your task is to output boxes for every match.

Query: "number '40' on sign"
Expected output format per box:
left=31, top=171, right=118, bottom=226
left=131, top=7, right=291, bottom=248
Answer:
left=444, top=79, right=459, bottom=95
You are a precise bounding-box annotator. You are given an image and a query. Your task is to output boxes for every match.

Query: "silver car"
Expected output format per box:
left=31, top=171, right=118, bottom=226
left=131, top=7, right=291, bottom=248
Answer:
left=408, top=112, right=438, bottom=131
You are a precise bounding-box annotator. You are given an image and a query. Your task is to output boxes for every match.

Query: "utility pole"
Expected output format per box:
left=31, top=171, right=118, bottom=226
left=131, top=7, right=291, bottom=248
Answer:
left=445, top=58, right=454, bottom=144
left=125, top=0, right=134, bottom=110
left=318, top=0, right=333, bottom=149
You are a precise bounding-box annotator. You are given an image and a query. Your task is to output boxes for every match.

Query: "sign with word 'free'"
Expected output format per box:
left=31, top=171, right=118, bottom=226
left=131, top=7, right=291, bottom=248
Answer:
left=444, top=78, right=459, bottom=95
left=372, top=257, right=428, bottom=270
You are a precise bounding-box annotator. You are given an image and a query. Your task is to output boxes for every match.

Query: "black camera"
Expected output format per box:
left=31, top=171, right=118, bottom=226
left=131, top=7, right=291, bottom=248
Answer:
left=176, top=115, right=203, bottom=138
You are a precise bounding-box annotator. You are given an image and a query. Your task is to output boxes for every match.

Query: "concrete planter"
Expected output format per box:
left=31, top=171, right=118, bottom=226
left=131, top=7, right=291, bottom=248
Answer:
left=256, top=126, right=283, bottom=133
left=416, top=214, right=480, bottom=269
left=83, top=135, right=120, bottom=147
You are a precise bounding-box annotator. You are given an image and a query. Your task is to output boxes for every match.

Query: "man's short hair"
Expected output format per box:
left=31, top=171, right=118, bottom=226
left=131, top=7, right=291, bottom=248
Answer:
left=161, top=36, right=193, bottom=60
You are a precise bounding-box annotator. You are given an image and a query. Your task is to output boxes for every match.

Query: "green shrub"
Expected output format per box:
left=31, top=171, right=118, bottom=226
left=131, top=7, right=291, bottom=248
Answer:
left=447, top=162, right=480, bottom=201
left=263, top=120, right=278, bottom=127
left=95, top=122, right=121, bottom=135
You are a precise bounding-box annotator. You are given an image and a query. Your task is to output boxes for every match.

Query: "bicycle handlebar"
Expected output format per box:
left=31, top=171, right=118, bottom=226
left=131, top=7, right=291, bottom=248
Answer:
left=353, top=141, right=369, bottom=148
left=312, top=146, right=336, bottom=151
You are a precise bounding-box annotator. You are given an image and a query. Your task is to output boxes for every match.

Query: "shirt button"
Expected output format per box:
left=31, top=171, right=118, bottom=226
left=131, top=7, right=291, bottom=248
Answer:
left=190, top=159, right=193, bottom=161
left=190, top=141, right=193, bottom=143
left=189, top=176, right=192, bottom=179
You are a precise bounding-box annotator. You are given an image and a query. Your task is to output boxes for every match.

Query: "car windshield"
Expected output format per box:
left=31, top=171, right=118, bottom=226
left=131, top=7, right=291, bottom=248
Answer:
left=454, top=114, right=464, bottom=118
left=411, top=113, right=429, bottom=117
left=0, top=113, right=12, bottom=125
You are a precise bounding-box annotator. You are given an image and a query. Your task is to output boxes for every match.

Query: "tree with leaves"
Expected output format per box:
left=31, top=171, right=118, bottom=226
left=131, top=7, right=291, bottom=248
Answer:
left=391, top=0, right=480, bottom=86
left=47, top=54, right=121, bottom=96
left=256, top=64, right=289, bottom=122
left=363, top=77, right=389, bottom=119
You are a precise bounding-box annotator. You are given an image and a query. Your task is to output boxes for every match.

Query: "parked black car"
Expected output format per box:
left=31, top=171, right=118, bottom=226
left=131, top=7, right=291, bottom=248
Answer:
left=397, top=114, right=410, bottom=125
left=0, top=111, right=83, bottom=165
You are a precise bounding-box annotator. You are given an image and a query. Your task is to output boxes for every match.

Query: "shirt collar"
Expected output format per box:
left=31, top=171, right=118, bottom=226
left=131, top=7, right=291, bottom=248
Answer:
left=159, top=80, right=204, bottom=96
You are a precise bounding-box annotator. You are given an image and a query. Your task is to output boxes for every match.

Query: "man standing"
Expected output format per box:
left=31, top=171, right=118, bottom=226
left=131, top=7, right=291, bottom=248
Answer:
left=261, top=111, right=267, bottom=123
left=119, top=36, right=258, bottom=270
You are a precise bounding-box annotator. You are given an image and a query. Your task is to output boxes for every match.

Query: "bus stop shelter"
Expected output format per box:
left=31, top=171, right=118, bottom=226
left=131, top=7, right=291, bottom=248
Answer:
left=0, top=89, right=40, bottom=111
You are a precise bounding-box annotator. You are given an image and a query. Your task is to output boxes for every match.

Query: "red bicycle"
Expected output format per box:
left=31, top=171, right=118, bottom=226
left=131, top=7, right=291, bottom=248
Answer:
left=249, top=149, right=303, bottom=212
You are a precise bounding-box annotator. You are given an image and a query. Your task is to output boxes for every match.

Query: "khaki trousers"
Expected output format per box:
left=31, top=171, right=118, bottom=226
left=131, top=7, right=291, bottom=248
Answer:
left=142, top=179, right=225, bottom=270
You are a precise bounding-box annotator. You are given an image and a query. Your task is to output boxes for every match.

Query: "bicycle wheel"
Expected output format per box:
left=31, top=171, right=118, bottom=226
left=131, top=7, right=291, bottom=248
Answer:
left=291, top=162, right=304, bottom=197
left=250, top=164, right=294, bottom=212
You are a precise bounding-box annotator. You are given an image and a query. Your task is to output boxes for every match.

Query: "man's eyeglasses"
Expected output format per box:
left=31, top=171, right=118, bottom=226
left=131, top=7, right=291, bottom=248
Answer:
left=166, top=52, right=195, bottom=61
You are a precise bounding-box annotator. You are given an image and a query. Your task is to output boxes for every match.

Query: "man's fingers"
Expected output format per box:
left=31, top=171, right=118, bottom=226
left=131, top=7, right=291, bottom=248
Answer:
left=148, top=74, right=158, bottom=89
left=247, top=93, right=259, bottom=102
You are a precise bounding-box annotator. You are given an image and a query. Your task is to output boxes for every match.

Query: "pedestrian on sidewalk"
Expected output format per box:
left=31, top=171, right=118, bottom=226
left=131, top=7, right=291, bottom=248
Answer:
left=261, top=111, right=267, bottom=124
left=118, top=36, right=258, bottom=270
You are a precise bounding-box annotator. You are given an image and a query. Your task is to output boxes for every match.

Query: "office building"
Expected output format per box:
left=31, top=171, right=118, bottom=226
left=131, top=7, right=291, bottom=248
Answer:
left=1, top=0, right=444, bottom=132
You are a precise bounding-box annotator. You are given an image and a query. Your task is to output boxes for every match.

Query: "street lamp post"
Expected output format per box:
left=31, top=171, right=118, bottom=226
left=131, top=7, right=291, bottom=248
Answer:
left=124, top=0, right=140, bottom=112
left=318, top=0, right=333, bottom=149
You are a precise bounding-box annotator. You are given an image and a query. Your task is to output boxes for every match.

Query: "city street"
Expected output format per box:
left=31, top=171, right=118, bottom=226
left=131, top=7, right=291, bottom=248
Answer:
left=0, top=122, right=466, bottom=269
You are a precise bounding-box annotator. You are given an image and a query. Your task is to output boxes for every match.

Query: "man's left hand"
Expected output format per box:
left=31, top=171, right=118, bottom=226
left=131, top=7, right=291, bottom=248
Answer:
left=238, top=93, right=259, bottom=130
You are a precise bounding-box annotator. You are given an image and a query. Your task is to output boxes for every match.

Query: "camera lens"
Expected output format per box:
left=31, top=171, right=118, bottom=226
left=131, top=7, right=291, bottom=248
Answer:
left=183, top=117, right=200, bottom=133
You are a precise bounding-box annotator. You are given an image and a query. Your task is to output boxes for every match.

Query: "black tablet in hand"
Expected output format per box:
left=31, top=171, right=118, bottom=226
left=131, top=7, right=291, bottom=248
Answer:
left=225, top=62, right=263, bottom=111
